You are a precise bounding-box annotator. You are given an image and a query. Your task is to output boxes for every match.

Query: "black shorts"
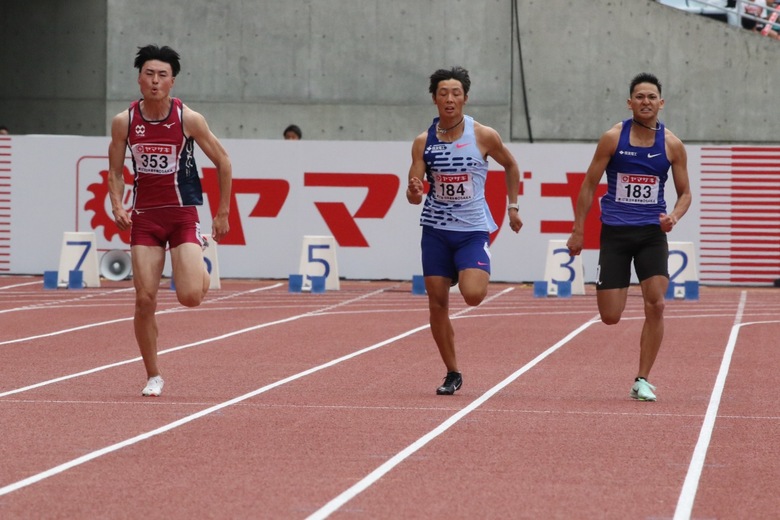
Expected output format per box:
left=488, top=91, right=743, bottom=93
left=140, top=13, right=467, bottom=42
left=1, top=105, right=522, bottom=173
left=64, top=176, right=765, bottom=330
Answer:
left=596, top=224, right=668, bottom=290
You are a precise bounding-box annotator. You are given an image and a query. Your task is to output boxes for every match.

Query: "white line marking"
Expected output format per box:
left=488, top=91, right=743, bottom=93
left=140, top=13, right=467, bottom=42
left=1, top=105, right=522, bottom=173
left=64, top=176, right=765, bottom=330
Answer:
left=0, top=322, right=429, bottom=496
left=0, top=284, right=282, bottom=346
left=306, top=316, right=599, bottom=519
left=0, top=285, right=381, bottom=398
left=673, top=290, right=747, bottom=520
left=0, top=280, right=43, bottom=290
left=0, top=287, right=512, bottom=494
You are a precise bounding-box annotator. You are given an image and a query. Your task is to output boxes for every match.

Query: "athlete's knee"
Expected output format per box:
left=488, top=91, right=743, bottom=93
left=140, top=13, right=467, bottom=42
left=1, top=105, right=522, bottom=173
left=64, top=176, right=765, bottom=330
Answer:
left=462, top=289, right=486, bottom=307
left=644, top=297, right=665, bottom=319
left=600, top=312, right=622, bottom=325
left=177, top=290, right=204, bottom=308
left=135, top=292, right=157, bottom=315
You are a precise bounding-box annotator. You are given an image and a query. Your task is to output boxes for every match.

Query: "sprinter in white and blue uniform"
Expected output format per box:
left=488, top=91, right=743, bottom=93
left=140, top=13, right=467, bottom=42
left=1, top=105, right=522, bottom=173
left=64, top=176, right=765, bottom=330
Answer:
left=407, top=66, right=523, bottom=396
left=567, top=73, right=692, bottom=402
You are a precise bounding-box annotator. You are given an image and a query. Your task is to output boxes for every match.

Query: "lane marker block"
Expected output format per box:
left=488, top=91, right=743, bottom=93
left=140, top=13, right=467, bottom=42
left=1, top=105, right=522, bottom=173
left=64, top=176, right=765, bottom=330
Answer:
left=310, top=275, right=326, bottom=294
left=288, top=274, right=303, bottom=293
left=43, top=271, right=58, bottom=289
left=533, top=281, right=548, bottom=298
left=58, top=231, right=100, bottom=288
left=299, top=235, right=340, bottom=291
left=411, top=275, right=426, bottom=295
left=684, top=280, right=699, bottom=300
left=68, top=270, right=84, bottom=289
left=543, top=239, right=585, bottom=295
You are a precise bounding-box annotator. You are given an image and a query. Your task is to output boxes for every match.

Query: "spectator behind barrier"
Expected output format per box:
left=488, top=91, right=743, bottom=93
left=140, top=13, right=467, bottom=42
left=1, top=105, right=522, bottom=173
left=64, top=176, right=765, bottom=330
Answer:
left=283, top=124, right=302, bottom=140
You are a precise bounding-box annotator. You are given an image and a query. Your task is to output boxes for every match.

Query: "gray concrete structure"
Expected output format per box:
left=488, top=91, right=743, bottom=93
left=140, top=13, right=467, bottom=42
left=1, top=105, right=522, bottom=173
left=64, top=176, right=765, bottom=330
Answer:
left=1, top=0, right=777, bottom=143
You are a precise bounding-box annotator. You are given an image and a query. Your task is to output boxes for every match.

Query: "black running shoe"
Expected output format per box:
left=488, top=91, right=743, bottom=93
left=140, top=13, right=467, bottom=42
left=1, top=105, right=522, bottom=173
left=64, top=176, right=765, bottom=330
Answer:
left=436, top=371, right=463, bottom=395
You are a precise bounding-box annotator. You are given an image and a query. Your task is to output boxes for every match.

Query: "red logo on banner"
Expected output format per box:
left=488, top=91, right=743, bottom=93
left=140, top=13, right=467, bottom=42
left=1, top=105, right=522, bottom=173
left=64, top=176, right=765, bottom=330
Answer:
left=304, top=173, right=399, bottom=247
left=201, top=167, right=290, bottom=246
left=540, top=172, right=606, bottom=250
left=84, top=167, right=526, bottom=249
left=85, top=168, right=134, bottom=243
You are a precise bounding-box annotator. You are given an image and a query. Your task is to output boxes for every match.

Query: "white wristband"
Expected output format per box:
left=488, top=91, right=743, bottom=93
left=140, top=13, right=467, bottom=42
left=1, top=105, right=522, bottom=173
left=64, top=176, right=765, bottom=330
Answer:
left=507, top=203, right=519, bottom=212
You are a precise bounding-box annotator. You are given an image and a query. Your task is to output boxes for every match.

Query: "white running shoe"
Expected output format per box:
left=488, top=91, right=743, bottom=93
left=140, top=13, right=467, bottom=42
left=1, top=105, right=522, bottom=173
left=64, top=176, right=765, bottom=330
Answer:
left=142, top=375, right=164, bottom=397
left=630, top=378, right=656, bottom=401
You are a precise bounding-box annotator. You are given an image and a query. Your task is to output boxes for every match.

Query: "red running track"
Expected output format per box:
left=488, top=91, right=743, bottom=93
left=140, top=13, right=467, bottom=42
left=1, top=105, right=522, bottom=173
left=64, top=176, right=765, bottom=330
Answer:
left=0, top=275, right=778, bottom=519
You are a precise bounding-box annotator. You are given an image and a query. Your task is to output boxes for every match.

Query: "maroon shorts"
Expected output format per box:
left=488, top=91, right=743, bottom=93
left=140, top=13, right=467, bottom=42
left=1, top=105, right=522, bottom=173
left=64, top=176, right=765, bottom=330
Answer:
left=130, top=206, right=203, bottom=248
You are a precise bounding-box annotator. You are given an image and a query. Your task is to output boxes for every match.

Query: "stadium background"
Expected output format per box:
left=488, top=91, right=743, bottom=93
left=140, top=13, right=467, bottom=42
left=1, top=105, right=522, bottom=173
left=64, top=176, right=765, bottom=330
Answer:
left=0, top=0, right=777, bottom=286
left=0, top=0, right=776, bottom=143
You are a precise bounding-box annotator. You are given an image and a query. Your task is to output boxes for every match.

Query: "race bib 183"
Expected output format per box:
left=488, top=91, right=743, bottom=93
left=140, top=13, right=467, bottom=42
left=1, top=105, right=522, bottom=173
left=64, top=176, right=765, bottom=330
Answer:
left=615, top=173, right=658, bottom=204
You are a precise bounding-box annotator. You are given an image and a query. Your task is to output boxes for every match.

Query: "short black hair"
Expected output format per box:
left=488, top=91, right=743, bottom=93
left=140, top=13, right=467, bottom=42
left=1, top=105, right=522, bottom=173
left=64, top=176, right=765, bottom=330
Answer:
left=429, top=66, right=471, bottom=96
left=134, top=45, right=181, bottom=77
left=283, top=124, right=302, bottom=139
left=630, top=72, right=662, bottom=96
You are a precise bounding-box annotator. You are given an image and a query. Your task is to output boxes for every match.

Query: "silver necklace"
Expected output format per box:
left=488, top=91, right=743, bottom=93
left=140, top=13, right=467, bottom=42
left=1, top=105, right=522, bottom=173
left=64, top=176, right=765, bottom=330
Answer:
left=436, top=117, right=464, bottom=134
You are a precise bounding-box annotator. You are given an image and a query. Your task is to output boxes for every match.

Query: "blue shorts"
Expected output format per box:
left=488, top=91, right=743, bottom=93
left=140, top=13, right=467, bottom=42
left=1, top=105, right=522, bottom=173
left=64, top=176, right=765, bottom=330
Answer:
left=421, top=226, right=491, bottom=282
left=130, top=206, right=203, bottom=248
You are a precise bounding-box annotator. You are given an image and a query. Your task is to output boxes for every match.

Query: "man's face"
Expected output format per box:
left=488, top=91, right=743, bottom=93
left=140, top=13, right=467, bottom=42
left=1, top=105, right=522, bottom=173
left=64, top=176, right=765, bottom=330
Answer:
left=432, top=79, right=468, bottom=118
left=138, top=60, right=175, bottom=100
left=628, top=83, right=663, bottom=119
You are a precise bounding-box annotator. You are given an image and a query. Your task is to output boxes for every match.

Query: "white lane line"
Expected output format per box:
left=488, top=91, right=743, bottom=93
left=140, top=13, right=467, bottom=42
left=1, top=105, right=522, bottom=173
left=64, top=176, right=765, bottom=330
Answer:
left=0, top=284, right=282, bottom=346
left=0, top=287, right=510, bottom=494
left=0, top=287, right=136, bottom=315
left=0, top=319, right=428, bottom=496
left=0, top=286, right=383, bottom=398
left=0, top=280, right=44, bottom=290
left=673, top=290, right=747, bottom=520
left=306, top=315, right=599, bottom=520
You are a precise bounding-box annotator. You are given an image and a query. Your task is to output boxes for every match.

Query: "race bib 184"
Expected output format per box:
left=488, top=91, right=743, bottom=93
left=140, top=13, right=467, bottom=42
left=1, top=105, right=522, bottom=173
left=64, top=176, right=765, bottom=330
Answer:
left=434, top=172, right=474, bottom=202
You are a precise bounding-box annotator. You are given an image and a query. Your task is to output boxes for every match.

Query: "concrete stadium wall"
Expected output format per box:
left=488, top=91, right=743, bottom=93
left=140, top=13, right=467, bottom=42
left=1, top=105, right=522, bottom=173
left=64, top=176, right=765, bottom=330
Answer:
left=0, top=0, right=107, bottom=136
left=1, top=0, right=777, bottom=143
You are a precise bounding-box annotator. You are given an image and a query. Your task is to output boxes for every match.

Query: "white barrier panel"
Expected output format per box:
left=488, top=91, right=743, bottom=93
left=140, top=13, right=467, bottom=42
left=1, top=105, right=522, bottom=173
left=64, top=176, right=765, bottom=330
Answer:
left=298, top=235, right=340, bottom=290
left=543, top=239, right=585, bottom=296
left=58, top=232, right=100, bottom=288
left=203, top=235, right=221, bottom=290
left=668, top=241, right=699, bottom=299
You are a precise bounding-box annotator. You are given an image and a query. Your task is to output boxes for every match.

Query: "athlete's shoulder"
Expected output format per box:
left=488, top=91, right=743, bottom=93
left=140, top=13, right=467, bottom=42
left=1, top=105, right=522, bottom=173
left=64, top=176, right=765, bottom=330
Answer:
left=110, top=109, right=130, bottom=139
left=663, top=126, right=683, bottom=146
left=473, top=120, right=502, bottom=145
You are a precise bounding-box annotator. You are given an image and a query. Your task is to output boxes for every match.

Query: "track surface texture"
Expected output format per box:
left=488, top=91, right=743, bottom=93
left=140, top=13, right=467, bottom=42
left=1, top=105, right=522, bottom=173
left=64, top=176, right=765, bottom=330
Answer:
left=1, top=276, right=778, bottom=519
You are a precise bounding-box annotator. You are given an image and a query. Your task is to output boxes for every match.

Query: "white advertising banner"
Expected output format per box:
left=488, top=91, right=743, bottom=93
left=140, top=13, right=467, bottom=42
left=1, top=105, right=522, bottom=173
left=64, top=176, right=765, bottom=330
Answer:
left=5, top=134, right=760, bottom=284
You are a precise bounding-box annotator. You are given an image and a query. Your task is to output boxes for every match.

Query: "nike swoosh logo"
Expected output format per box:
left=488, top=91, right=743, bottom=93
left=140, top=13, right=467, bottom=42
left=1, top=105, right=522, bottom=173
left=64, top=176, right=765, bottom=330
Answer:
left=456, top=143, right=470, bottom=148
left=477, top=261, right=488, bottom=266
left=648, top=153, right=662, bottom=158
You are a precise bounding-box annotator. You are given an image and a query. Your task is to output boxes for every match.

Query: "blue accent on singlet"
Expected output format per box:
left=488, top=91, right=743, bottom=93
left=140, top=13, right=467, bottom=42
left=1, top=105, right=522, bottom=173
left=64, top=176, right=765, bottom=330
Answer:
left=600, top=118, right=672, bottom=226
left=176, top=136, right=202, bottom=206
left=419, top=115, right=496, bottom=233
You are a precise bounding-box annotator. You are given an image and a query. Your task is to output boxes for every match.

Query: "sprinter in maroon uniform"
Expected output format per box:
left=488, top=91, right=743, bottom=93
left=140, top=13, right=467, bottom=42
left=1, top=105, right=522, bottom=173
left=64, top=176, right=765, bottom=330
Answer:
left=108, top=45, right=232, bottom=397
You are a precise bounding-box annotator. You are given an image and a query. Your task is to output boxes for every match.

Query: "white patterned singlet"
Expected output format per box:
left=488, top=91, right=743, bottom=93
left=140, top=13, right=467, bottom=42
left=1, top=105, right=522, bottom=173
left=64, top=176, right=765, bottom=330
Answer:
left=420, top=115, right=496, bottom=233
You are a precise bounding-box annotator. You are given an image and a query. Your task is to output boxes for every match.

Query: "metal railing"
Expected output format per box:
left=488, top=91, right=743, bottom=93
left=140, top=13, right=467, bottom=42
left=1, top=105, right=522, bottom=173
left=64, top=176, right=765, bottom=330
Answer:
left=660, top=0, right=780, bottom=37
